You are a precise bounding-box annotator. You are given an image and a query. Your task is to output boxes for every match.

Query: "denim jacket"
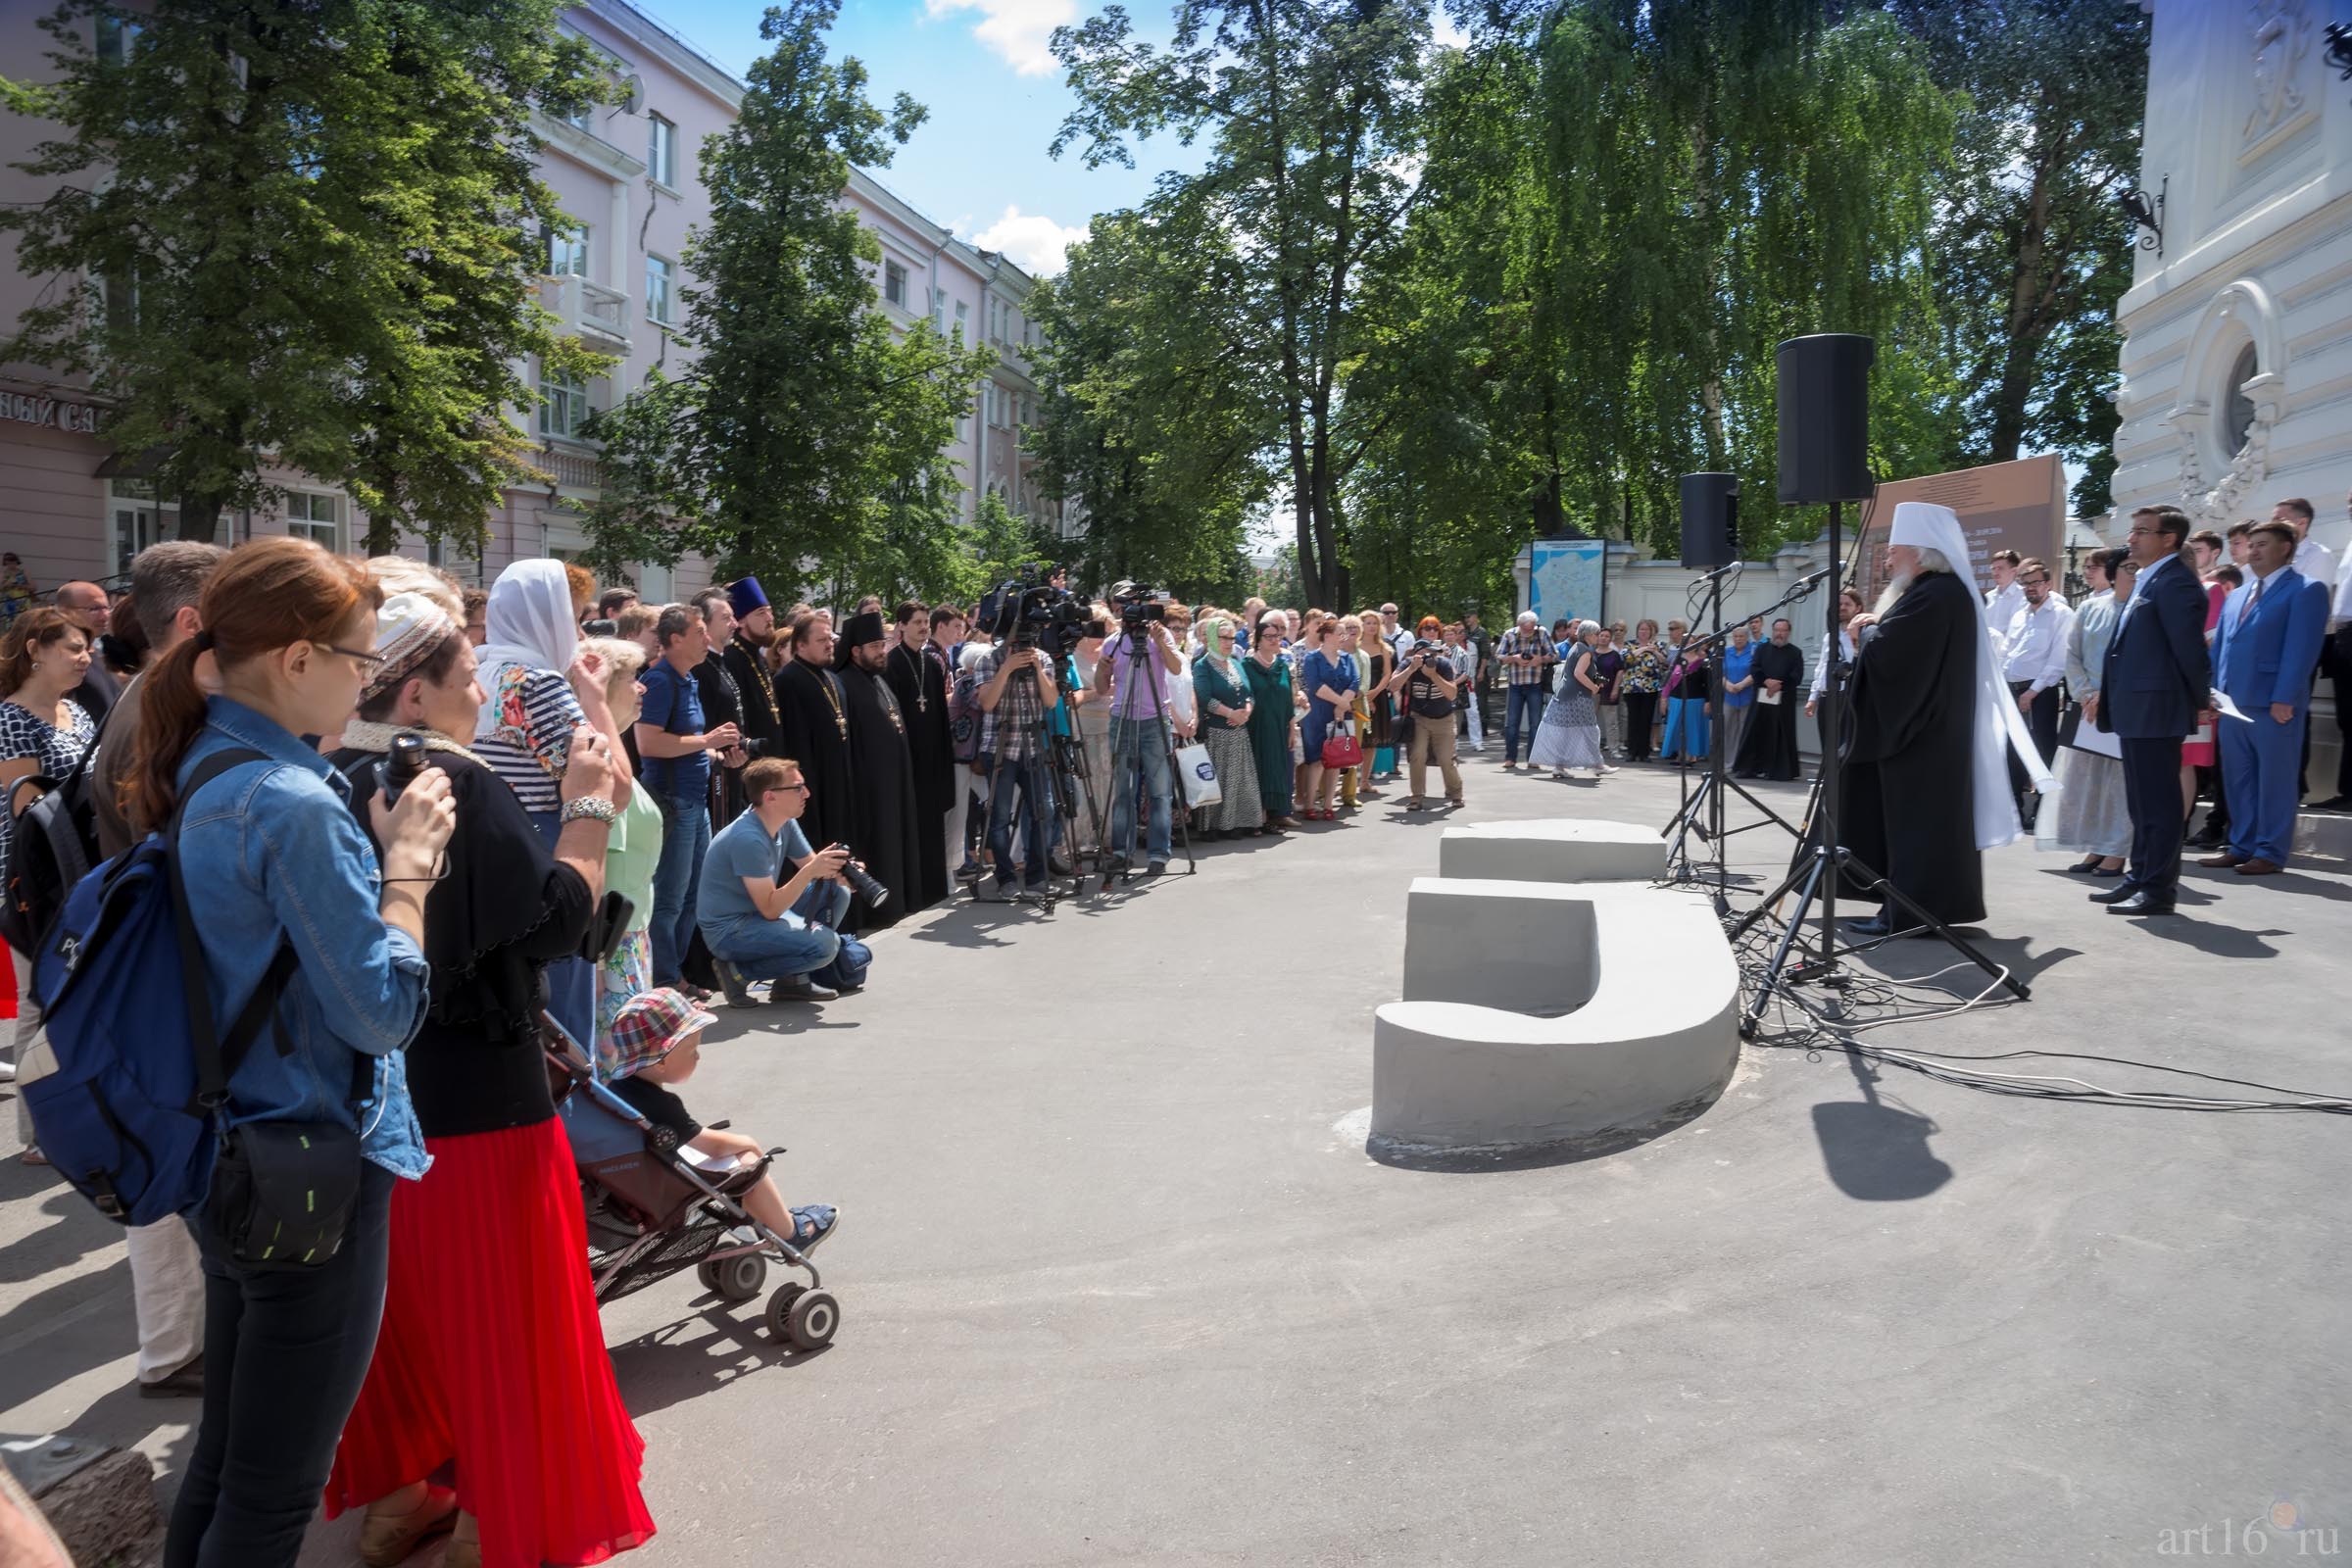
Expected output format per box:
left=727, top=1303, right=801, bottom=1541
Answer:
left=174, top=697, right=432, bottom=1178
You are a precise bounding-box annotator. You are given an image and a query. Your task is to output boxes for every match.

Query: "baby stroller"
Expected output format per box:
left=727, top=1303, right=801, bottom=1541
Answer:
left=545, top=1020, right=841, bottom=1350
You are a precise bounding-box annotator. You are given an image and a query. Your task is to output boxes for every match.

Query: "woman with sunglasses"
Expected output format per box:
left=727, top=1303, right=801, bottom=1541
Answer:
left=132, top=540, right=459, bottom=1568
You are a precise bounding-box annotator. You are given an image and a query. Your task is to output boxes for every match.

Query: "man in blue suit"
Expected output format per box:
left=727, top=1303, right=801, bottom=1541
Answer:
left=2092, top=506, right=2211, bottom=915
left=2201, top=519, right=2329, bottom=875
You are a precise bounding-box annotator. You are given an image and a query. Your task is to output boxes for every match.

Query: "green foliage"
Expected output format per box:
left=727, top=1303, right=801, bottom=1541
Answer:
left=583, top=0, right=992, bottom=603
left=1024, top=204, right=1270, bottom=604
left=0, top=0, right=612, bottom=552
left=1048, top=0, right=1434, bottom=609
left=1887, top=0, right=2146, bottom=514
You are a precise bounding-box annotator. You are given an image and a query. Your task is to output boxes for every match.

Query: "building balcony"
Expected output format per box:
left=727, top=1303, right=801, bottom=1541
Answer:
left=539, top=273, right=633, bottom=355
left=535, top=443, right=605, bottom=492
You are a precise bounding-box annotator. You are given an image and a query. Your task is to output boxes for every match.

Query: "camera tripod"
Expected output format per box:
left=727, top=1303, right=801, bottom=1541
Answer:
left=1099, top=614, right=1198, bottom=890
left=1661, top=565, right=1825, bottom=910
left=969, top=644, right=1110, bottom=912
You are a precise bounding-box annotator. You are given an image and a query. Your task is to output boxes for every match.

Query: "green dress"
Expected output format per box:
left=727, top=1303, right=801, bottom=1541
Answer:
left=1242, top=654, right=1296, bottom=815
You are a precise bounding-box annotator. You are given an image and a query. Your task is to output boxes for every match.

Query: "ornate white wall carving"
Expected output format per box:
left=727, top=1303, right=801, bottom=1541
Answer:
left=2244, top=0, right=2313, bottom=143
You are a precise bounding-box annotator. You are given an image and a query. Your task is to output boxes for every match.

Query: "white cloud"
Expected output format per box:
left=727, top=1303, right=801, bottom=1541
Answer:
left=924, top=0, right=1076, bottom=77
left=971, top=205, right=1090, bottom=275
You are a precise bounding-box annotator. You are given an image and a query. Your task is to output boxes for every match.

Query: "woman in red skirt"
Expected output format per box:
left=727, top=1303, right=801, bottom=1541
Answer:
left=323, top=594, right=654, bottom=1568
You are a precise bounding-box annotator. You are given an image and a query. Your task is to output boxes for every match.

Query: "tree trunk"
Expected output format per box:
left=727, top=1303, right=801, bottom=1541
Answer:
left=176, top=493, right=223, bottom=544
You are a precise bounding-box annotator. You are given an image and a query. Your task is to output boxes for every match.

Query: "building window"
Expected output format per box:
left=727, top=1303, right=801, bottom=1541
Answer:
left=2224, top=342, right=2260, bottom=456
left=646, top=254, right=674, bottom=325
left=884, top=260, right=907, bottom=309
left=539, top=365, right=590, bottom=438
left=647, top=114, right=678, bottom=187
left=283, top=492, right=340, bottom=552
left=96, top=13, right=141, bottom=64
left=548, top=226, right=590, bottom=278
left=955, top=300, right=968, bottom=337
left=109, top=481, right=178, bottom=576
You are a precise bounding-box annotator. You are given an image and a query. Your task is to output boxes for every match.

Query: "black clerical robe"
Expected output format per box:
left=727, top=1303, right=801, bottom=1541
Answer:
left=1838, top=569, right=1984, bottom=925
left=884, top=641, right=954, bottom=909
left=841, top=662, right=930, bottom=928
left=725, top=634, right=784, bottom=760
left=1735, top=640, right=1806, bottom=780
left=773, top=657, right=857, bottom=857
left=692, top=651, right=747, bottom=822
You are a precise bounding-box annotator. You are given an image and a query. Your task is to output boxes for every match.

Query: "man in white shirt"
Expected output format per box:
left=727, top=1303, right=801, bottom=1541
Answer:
left=1984, top=549, right=2025, bottom=637
left=2001, top=557, right=2073, bottom=826
left=2276, top=498, right=2334, bottom=799
left=2318, top=488, right=2352, bottom=809
left=1380, top=603, right=1413, bottom=662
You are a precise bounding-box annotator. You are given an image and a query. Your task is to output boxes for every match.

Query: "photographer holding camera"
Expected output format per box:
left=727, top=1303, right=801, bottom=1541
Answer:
left=699, top=757, right=857, bottom=1004
left=1384, top=631, right=1465, bottom=809
left=1093, top=585, right=1186, bottom=874
left=974, top=630, right=1060, bottom=897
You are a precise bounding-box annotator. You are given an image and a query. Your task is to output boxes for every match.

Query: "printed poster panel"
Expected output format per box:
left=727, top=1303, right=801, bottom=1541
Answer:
left=1851, top=455, right=2066, bottom=605
left=1527, top=540, right=1606, bottom=632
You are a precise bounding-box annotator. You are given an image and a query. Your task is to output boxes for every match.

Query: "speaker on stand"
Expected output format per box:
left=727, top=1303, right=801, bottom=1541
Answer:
left=1725, top=334, right=2027, bottom=1037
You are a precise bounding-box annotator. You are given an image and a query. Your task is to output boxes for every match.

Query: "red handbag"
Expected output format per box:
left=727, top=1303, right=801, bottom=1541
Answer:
left=1320, top=718, right=1364, bottom=769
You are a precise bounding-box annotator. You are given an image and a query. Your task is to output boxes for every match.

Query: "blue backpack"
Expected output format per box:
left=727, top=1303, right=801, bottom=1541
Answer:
left=811, top=931, right=871, bottom=995
left=26, top=748, right=297, bottom=1227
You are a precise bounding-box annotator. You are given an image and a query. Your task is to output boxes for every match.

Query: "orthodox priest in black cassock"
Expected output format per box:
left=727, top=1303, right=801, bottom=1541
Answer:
left=772, top=612, right=858, bottom=860
left=722, top=576, right=786, bottom=767
left=883, top=609, right=955, bottom=909
left=1733, top=630, right=1806, bottom=780
left=1837, top=561, right=1986, bottom=927
left=837, top=612, right=930, bottom=928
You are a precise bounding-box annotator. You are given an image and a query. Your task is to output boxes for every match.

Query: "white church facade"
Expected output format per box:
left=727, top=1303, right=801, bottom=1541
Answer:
left=2109, top=0, right=2350, bottom=546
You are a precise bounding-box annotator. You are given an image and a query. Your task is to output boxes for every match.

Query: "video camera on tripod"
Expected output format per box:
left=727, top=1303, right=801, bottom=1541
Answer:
left=979, top=565, right=1091, bottom=660
left=1111, top=581, right=1167, bottom=632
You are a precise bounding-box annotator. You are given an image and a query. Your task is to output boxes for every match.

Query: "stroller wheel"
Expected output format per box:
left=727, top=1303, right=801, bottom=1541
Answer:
left=700, top=1253, right=767, bottom=1302
left=767, top=1285, right=839, bottom=1350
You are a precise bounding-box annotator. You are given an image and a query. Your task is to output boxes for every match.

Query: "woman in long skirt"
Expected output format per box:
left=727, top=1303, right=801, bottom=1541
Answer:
left=2042, top=553, right=2137, bottom=875
left=1191, top=616, right=1265, bottom=835
left=1529, top=621, right=1611, bottom=779
left=1246, top=621, right=1299, bottom=828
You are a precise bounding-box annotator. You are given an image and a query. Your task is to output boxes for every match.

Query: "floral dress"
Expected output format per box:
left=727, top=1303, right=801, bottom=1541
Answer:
left=0, top=697, right=96, bottom=898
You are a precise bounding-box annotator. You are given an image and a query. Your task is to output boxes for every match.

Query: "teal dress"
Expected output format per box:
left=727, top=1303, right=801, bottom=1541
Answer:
left=1243, top=654, right=1296, bottom=814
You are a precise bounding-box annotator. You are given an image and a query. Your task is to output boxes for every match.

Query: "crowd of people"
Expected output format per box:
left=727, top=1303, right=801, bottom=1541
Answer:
left=2, top=491, right=2349, bottom=1563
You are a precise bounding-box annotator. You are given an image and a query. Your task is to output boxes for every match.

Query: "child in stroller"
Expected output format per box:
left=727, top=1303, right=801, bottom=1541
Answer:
left=554, top=991, right=842, bottom=1348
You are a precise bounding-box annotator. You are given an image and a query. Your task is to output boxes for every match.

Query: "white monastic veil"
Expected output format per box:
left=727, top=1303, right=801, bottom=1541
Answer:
left=1885, top=502, right=2055, bottom=851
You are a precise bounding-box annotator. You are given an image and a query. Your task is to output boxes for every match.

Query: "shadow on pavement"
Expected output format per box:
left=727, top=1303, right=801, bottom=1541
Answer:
left=1809, top=1051, right=1953, bottom=1202
left=607, top=1301, right=829, bottom=1421
left=1364, top=1095, right=1723, bottom=1174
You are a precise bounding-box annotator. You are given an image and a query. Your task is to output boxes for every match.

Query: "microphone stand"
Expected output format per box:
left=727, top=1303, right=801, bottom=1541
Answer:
left=1661, top=565, right=1823, bottom=907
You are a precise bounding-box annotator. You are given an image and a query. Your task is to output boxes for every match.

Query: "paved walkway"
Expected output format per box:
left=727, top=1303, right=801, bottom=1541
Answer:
left=4, top=755, right=2348, bottom=1564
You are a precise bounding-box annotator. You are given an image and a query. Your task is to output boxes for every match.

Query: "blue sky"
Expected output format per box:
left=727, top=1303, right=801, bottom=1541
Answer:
left=641, top=0, right=1200, bottom=274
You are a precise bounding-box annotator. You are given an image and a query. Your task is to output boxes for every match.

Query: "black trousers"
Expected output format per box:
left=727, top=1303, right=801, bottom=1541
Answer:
left=2120, top=734, right=2187, bottom=902
left=1623, top=691, right=1659, bottom=761
left=166, top=1161, right=395, bottom=1568
left=2007, top=681, right=2061, bottom=817
left=2327, top=627, right=2352, bottom=799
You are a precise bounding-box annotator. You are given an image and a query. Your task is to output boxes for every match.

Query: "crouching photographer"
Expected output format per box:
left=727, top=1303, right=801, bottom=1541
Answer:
left=699, top=757, right=861, bottom=1005
left=321, top=592, right=655, bottom=1568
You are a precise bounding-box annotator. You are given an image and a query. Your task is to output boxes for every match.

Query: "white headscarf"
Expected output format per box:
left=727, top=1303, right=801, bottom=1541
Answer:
left=473, top=560, right=578, bottom=741
left=1884, top=502, right=2053, bottom=851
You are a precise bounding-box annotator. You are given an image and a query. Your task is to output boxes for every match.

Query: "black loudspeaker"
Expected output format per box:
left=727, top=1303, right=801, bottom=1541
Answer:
left=1776, top=333, right=1876, bottom=506
left=1679, top=472, right=1740, bottom=568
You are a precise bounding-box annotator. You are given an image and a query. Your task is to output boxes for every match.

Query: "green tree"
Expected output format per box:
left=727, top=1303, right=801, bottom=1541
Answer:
left=1887, top=0, right=2146, bottom=514
left=584, top=0, right=992, bottom=596
left=1051, top=0, right=1434, bottom=609
left=1025, top=204, right=1271, bottom=601
left=1, top=0, right=612, bottom=550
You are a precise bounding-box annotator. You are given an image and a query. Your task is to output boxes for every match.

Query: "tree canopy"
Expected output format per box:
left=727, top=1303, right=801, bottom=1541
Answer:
left=1, top=0, right=612, bottom=551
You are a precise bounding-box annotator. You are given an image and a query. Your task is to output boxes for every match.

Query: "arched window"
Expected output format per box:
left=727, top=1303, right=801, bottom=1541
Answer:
left=2223, top=343, right=2260, bottom=456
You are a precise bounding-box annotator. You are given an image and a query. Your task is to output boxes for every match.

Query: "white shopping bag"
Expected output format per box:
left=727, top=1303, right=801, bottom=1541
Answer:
left=1175, top=742, right=1223, bottom=808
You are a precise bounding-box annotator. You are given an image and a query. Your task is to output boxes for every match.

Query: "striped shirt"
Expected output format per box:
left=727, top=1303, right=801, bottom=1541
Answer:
left=475, top=665, right=584, bottom=817
left=1496, top=628, right=1553, bottom=687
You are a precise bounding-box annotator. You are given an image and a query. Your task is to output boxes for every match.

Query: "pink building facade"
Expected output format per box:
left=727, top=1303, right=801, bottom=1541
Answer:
left=0, top=0, right=1056, bottom=602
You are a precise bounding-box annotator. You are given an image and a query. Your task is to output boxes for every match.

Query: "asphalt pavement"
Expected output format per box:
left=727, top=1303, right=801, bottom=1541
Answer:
left=3, top=747, right=2347, bottom=1566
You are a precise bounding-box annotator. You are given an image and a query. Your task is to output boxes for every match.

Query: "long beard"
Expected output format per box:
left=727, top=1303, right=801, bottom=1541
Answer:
left=1874, top=572, right=1916, bottom=616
